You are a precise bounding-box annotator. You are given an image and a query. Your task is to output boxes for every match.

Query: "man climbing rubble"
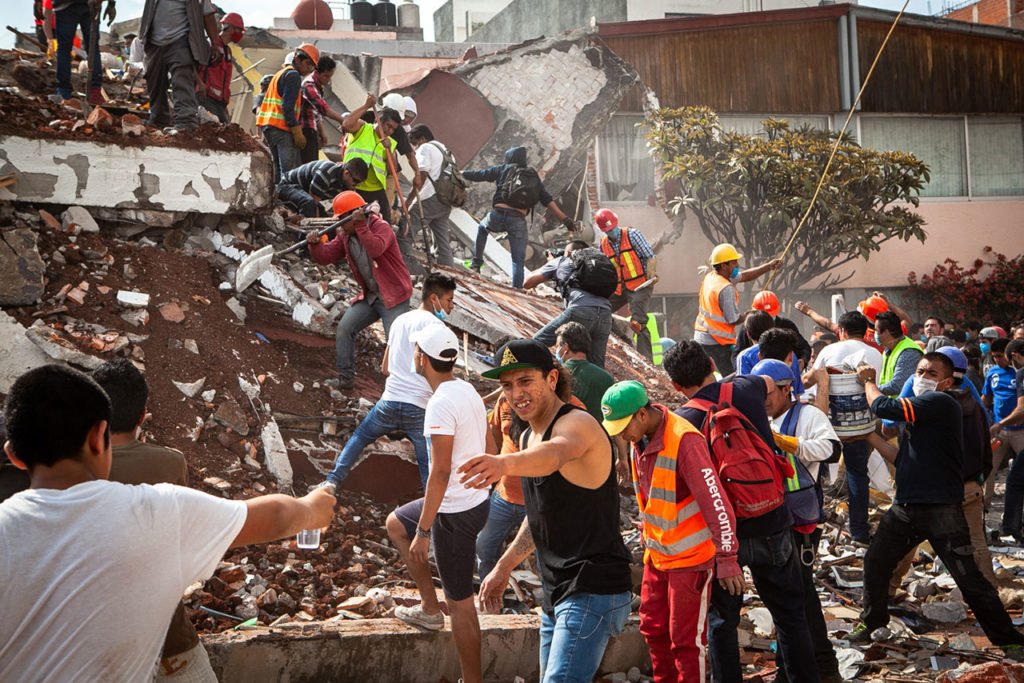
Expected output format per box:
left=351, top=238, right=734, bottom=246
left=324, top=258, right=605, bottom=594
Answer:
left=594, top=209, right=657, bottom=362
left=459, top=339, right=632, bottom=683
left=601, top=379, right=742, bottom=683
left=0, top=365, right=337, bottom=680
left=341, top=93, right=403, bottom=224
left=50, top=0, right=111, bottom=104
left=306, top=191, right=412, bottom=391
left=256, top=43, right=320, bottom=182
left=276, top=158, right=368, bottom=218
left=139, top=0, right=223, bottom=133
left=850, top=354, right=1024, bottom=659
left=196, top=12, right=245, bottom=124
left=324, top=273, right=456, bottom=489
left=463, top=147, right=575, bottom=289
left=386, top=324, right=491, bottom=683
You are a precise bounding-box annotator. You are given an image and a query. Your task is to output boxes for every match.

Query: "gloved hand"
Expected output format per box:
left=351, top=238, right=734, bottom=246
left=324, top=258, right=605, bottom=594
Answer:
left=772, top=432, right=799, bottom=454
left=103, top=1, right=116, bottom=25
left=48, top=39, right=57, bottom=59
left=290, top=126, right=307, bottom=150
left=561, top=216, right=577, bottom=232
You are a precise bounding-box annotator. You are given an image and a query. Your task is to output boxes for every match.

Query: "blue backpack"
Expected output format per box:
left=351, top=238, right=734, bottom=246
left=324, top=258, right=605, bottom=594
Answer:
left=779, top=402, right=825, bottom=526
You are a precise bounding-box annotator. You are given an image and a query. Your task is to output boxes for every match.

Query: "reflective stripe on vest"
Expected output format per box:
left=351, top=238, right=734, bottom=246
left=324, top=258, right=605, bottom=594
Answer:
left=255, top=66, right=300, bottom=132
left=880, top=336, right=922, bottom=390
left=343, top=121, right=391, bottom=192
left=632, top=411, right=717, bottom=570
left=600, top=229, right=648, bottom=296
left=694, top=271, right=738, bottom=345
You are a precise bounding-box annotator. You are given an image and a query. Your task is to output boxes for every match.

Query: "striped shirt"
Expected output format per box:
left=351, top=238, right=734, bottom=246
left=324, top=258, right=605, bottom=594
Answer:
left=300, top=75, right=330, bottom=130
left=279, top=161, right=346, bottom=201
left=606, top=227, right=655, bottom=261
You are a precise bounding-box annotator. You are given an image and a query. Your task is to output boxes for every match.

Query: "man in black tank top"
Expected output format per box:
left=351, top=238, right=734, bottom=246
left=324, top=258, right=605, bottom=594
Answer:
left=459, top=340, right=632, bottom=683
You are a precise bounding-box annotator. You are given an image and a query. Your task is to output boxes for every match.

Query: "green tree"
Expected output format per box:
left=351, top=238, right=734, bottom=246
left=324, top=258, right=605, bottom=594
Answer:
left=645, top=106, right=930, bottom=294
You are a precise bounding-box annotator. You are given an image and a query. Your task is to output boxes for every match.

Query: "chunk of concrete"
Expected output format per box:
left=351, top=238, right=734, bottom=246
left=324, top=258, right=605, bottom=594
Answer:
left=117, top=290, right=150, bottom=308
left=0, top=311, right=50, bottom=393
left=24, top=325, right=103, bottom=370
left=261, top=419, right=294, bottom=491
left=0, top=228, right=46, bottom=306
left=61, top=206, right=100, bottom=234
left=922, top=600, right=968, bottom=624
left=214, top=397, right=250, bottom=436
left=172, top=377, right=206, bottom=398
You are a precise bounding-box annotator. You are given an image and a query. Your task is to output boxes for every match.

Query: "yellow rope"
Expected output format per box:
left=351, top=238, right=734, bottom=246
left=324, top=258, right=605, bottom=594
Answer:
left=764, top=0, right=912, bottom=291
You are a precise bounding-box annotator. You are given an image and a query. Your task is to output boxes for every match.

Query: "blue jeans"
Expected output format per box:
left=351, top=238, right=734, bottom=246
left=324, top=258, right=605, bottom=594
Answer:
left=709, top=528, right=819, bottom=683
left=335, top=297, right=410, bottom=384
left=277, top=183, right=320, bottom=217
left=843, top=439, right=871, bottom=541
left=326, top=399, right=428, bottom=488
left=54, top=3, right=101, bottom=98
left=263, top=125, right=302, bottom=184
left=475, top=489, right=527, bottom=579
left=533, top=305, right=613, bottom=369
left=539, top=590, right=631, bottom=683
left=472, top=209, right=527, bottom=288
left=1003, top=449, right=1024, bottom=537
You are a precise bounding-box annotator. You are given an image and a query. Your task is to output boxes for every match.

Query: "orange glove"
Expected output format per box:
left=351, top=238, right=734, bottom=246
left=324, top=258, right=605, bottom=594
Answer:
left=772, top=432, right=799, bottom=454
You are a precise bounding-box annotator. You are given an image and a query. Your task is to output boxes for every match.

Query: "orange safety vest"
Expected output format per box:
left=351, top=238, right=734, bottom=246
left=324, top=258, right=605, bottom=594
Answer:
left=255, top=66, right=300, bottom=132
left=694, top=271, right=739, bottom=346
left=632, top=409, right=717, bottom=570
left=600, top=228, right=648, bottom=296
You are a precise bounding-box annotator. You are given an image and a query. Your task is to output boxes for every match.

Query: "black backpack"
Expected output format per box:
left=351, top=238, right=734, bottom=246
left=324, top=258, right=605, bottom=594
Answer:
left=425, top=141, right=467, bottom=208
left=502, top=166, right=542, bottom=210
left=564, top=247, right=618, bottom=299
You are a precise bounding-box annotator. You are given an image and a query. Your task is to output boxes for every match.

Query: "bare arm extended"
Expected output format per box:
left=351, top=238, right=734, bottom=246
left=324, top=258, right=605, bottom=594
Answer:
left=478, top=517, right=535, bottom=613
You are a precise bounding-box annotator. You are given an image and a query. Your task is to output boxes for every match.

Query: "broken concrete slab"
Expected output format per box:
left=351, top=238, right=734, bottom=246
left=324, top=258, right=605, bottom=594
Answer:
left=61, top=206, right=100, bottom=233
left=214, top=397, right=250, bottom=436
left=0, top=228, right=46, bottom=305
left=261, top=419, right=293, bottom=492
left=0, top=310, right=50, bottom=393
left=0, top=135, right=274, bottom=214
left=24, top=324, right=103, bottom=370
left=117, top=290, right=150, bottom=307
left=172, top=377, right=206, bottom=398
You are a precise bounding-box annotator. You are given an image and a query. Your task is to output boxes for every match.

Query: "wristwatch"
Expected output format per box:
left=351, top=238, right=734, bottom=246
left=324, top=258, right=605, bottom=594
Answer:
left=416, top=526, right=431, bottom=539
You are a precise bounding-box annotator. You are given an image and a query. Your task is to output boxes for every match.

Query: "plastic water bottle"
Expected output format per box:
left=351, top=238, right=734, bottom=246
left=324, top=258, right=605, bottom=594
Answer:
left=296, top=482, right=335, bottom=550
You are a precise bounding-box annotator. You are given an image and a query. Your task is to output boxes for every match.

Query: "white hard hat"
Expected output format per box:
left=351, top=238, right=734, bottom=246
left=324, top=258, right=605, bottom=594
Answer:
left=403, top=96, right=417, bottom=118
left=381, top=93, right=405, bottom=116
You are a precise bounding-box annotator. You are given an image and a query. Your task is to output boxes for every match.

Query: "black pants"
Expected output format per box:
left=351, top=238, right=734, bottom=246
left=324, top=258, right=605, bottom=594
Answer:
left=709, top=528, right=820, bottom=683
left=863, top=502, right=1024, bottom=647
left=702, top=343, right=735, bottom=376
left=775, top=529, right=840, bottom=682
left=277, top=183, right=321, bottom=218
left=300, top=126, right=319, bottom=164
left=356, top=188, right=391, bottom=224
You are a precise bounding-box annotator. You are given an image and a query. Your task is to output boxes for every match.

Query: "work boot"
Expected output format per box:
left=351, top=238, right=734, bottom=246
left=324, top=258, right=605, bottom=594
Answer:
left=324, top=377, right=354, bottom=391
left=1004, top=645, right=1024, bottom=661
left=847, top=622, right=872, bottom=644
left=87, top=86, right=103, bottom=105
left=394, top=605, right=443, bottom=631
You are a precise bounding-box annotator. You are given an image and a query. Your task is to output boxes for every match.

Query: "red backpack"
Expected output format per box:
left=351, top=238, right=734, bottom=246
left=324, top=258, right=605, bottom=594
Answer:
left=683, top=382, right=794, bottom=518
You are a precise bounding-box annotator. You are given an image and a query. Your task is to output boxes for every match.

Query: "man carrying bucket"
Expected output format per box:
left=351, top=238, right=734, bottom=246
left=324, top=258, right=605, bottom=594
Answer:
left=803, top=311, right=883, bottom=545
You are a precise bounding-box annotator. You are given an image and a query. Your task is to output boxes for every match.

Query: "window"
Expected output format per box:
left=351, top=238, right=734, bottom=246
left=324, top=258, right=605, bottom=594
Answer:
left=718, top=114, right=830, bottom=136
left=969, top=118, right=1024, bottom=197
left=597, top=115, right=655, bottom=202
left=859, top=117, right=967, bottom=197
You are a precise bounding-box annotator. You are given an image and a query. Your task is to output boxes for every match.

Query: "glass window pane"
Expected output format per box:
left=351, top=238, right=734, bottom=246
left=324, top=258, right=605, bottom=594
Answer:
left=859, top=117, right=967, bottom=197
left=969, top=117, right=1024, bottom=197
left=718, top=114, right=830, bottom=136
left=597, top=115, right=654, bottom=202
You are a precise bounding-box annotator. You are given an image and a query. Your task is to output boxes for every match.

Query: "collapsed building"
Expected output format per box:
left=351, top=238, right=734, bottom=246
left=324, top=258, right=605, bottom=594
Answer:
left=2, top=18, right=1024, bottom=683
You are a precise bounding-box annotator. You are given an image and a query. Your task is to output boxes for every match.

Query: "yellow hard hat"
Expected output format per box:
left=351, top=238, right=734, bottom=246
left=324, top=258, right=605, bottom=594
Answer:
left=710, top=243, right=742, bottom=266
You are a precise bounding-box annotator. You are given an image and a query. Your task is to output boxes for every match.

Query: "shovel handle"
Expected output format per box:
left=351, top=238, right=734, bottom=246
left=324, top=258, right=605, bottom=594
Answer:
left=277, top=211, right=360, bottom=256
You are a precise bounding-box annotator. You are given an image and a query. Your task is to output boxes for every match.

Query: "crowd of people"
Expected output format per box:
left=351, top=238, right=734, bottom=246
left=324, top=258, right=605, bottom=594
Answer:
left=15, top=5, right=1024, bottom=681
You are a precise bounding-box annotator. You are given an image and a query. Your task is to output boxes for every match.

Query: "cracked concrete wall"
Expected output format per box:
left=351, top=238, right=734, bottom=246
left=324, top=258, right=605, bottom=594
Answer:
left=0, top=136, right=274, bottom=214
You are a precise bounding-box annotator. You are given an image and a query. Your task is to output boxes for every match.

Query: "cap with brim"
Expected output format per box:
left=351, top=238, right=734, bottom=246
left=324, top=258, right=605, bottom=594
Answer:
left=481, top=339, right=554, bottom=379
left=750, top=358, right=794, bottom=385
left=600, top=380, right=648, bottom=436
left=410, top=324, right=459, bottom=361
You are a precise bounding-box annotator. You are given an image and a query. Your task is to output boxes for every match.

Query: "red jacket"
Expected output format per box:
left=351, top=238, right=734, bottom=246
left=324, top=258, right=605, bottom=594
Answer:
left=308, top=213, right=412, bottom=309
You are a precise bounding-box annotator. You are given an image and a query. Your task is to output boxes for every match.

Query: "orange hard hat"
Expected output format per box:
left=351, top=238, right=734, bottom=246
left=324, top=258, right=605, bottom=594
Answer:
left=332, top=191, right=365, bottom=218
left=857, top=295, right=889, bottom=323
left=295, top=42, right=320, bottom=66
left=594, top=208, right=618, bottom=232
left=220, top=12, right=245, bottom=29
left=752, top=290, right=780, bottom=318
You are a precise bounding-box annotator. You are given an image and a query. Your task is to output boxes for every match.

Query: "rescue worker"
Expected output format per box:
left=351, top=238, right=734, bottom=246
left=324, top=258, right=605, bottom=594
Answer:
left=734, top=290, right=812, bottom=367
left=594, top=209, right=657, bottom=361
left=876, top=310, right=923, bottom=397
left=196, top=12, right=244, bottom=124
left=256, top=43, right=319, bottom=183
left=694, top=243, right=781, bottom=375
left=342, top=93, right=403, bottom=224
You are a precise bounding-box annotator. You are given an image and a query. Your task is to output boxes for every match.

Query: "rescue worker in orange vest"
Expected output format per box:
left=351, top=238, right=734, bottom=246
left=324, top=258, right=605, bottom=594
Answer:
left=601, top=380, right=742, bottom=683
left=196, top=12, right=244, bottom=124
left=595, top=209, right=657, bottom=361
left=256, top=43, right=319, bottom=183
left=694, top=243, right=781, bottom=375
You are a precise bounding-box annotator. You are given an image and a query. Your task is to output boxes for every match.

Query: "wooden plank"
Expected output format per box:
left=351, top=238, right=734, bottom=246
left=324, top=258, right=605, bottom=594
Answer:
left=0, top=174, right=16, bottom=190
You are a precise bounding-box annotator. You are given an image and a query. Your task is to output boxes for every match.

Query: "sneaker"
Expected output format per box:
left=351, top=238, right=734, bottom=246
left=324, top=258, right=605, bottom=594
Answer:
left=324, top=378, right=354, bottom=391
left=847, top=622, right=872, bottom=644
left=394, top=605, right=444, bottom=631
left=462, top=259, right=481, bottom=273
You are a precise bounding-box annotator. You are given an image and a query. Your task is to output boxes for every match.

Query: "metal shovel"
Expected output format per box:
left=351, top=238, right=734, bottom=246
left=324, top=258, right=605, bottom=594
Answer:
left=235, top=213, right=358, bottom=292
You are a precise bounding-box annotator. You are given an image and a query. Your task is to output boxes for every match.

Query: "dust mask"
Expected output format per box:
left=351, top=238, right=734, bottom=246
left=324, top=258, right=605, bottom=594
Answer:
left=912, top=377, right=938, bottom=396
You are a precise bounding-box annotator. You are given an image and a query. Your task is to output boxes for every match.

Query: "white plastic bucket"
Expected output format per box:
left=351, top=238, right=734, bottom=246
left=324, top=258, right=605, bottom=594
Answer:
left=827, top=372, right=876, bottom=437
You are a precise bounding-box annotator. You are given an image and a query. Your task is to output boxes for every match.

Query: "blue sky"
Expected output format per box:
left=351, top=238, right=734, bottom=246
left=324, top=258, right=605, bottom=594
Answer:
left=0, top=0, right=938, bottom=50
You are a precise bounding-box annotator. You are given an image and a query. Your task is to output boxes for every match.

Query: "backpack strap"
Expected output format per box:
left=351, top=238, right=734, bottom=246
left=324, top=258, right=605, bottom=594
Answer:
left=780, top=400, right=804, bottom=438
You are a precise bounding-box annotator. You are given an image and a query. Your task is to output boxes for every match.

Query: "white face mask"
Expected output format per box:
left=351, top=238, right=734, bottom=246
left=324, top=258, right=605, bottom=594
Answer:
left=912, top=376, right=938, bottom=396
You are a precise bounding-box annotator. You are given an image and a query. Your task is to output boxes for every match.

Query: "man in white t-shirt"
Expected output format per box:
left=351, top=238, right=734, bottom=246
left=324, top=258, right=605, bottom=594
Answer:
left=386, top=324, right=492, bottom=683
left=803, top=310, right=884, bottom=544
left=405, top=124, right=456, bottom=267
left=0, top=365, right=336, bottom=682
left=325, top=273, right=458, bottom=489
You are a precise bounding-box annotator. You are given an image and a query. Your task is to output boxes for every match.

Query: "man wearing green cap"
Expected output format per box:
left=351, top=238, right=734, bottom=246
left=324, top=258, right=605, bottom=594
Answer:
left=601, top=379, right=741, bottom=682
left=457, top=339, right=632, bottom=683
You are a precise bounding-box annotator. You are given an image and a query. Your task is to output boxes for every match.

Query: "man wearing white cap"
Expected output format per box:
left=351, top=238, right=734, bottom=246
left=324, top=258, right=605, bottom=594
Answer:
left=386, top=323, right=491, bottom=683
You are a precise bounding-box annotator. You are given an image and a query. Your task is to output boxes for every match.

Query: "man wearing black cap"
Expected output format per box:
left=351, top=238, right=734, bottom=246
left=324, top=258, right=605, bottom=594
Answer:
left=458, top=339, right=632, bottom=683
